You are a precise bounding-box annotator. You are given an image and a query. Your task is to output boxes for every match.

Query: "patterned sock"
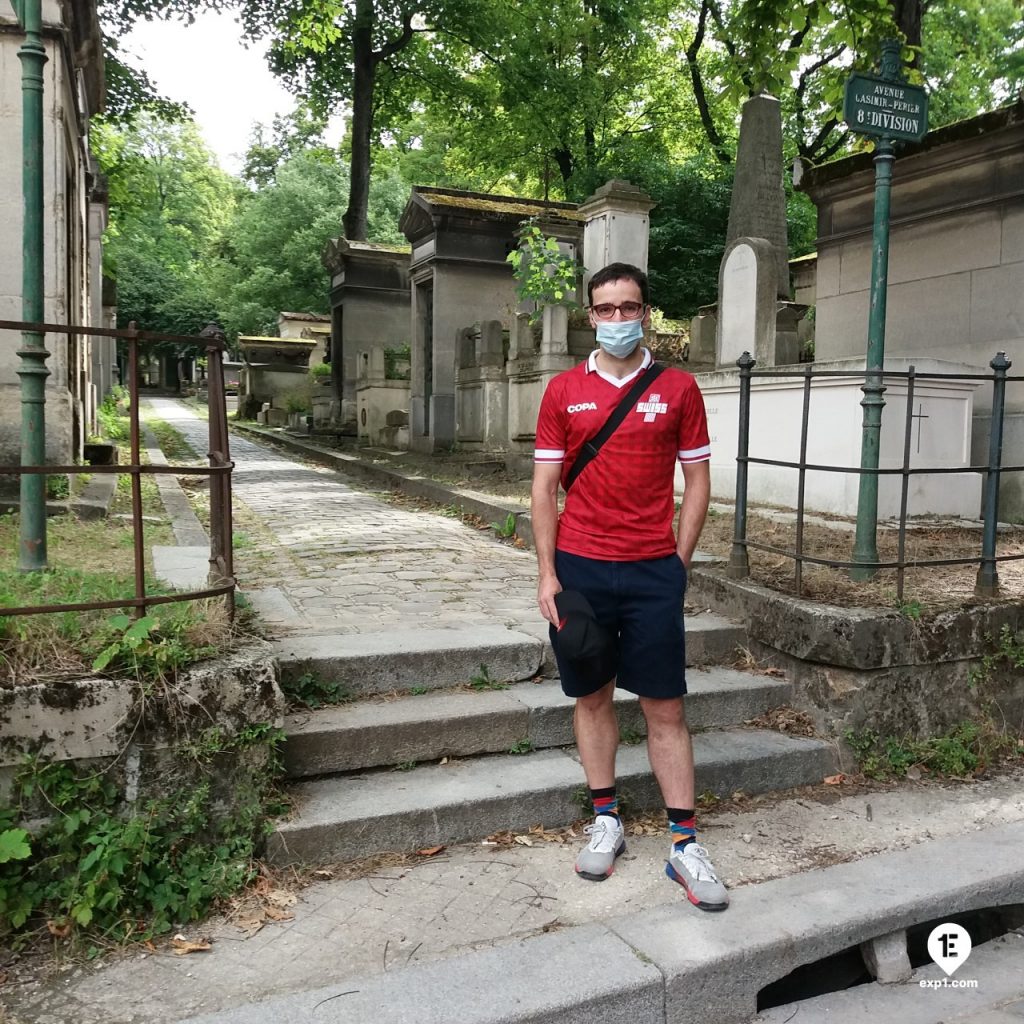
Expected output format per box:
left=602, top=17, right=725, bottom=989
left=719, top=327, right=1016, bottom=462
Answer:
left=591, top=786, right=620, bottom=821
left=667, top=807, right=696, bottom=849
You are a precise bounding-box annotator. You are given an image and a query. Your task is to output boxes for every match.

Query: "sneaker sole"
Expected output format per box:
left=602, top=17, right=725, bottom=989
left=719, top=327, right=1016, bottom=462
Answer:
left=575, top=840, right=626, bottom=882
left=665, top=861, right=729, bottom=912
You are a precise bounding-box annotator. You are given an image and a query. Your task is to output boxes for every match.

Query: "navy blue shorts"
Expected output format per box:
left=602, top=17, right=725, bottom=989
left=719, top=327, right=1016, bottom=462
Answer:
left=549, top=549, right=687, bottom=700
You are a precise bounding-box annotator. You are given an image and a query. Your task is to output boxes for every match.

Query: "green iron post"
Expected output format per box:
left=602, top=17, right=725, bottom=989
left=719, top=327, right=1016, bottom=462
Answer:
left=14, top=0, right=49, bottom=571
left=850, top=41, right=903, bottom=581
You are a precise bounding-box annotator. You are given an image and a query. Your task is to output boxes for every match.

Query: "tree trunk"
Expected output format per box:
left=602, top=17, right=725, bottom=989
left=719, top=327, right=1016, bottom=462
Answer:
left=892, top=0, right=922, bottom=68
left=343, top=0, right=375, bottom=241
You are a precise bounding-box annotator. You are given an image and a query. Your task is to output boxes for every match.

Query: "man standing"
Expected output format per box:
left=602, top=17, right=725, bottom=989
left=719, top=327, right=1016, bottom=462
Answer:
left=531, top=262, right=727, bottom=912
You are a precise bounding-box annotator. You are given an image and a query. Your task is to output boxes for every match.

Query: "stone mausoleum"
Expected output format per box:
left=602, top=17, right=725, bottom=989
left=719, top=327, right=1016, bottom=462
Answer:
left=799, top=100, right=1024, bottom=519
left=398, top=187, right=582, bottom=452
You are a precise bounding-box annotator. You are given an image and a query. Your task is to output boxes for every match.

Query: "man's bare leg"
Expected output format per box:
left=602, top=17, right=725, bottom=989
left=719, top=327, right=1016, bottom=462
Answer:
left=573, top=681, right=618, bottom=787
left=639, top=695, right=695, bottom=808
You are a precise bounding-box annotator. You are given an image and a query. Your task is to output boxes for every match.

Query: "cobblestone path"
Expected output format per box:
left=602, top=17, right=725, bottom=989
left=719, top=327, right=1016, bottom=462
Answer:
left=146, top=398, right=540, bottom=638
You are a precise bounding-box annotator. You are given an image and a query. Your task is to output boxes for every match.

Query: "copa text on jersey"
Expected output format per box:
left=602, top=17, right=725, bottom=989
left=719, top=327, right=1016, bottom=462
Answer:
left=566, top=402, right=599, bottom=413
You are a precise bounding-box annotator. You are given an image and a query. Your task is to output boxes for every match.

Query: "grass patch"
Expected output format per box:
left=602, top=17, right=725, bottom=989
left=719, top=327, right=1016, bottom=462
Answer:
left=140, top=410, right=202, bottom=463
left=844, top=720, right=1024, bottom=780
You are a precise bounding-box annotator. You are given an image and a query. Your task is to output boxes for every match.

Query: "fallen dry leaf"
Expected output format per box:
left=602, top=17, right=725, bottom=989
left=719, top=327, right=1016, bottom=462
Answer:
left=312, top=869, right=334, bottom=880
left=172, top=937, right=212, bottom=956
left=145, top=941, right=157, bottom=952
left=824, top=773, right=846, bottom=785
left=265, top=889, right=297, bottom=909
left=264, top=905, right=294, bottom=922
left=416, top=845, right=446, bottom=857
left=763, top=667, right=786, bottom=678
left=514, top=835, right=533, bottom=847
left=235, top=914, right=266, bottom=938
left=46, top=920, right=72, bottom=939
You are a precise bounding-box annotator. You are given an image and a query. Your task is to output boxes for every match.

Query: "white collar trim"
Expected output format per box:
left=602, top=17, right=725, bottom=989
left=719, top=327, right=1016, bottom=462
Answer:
left=586, top=348, right=652, bottom=388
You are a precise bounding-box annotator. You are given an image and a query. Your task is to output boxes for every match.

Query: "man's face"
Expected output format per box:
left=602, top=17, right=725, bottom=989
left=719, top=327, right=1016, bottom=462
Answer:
left=588, top=277, right=651, bottom=329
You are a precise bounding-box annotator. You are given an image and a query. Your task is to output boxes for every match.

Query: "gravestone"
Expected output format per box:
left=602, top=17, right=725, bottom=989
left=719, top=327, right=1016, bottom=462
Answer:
left=726, top=94, right=791, bottom=300
left=716, top=238, right=779, bottom=368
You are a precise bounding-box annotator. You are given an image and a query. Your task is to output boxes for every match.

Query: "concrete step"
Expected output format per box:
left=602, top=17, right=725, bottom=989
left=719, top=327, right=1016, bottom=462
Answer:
left=272, top=612, right=746, bottom=701
left=267, top=728, right=836, bottom=865
left=271, top=625, right=546, bottom=697
left=282, top=667, right=792, bottom=778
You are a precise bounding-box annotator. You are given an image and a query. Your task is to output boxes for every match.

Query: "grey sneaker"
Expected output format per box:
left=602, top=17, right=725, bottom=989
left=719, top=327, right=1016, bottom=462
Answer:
left=575, top=814, right=626, bottom=881
left=665, top=842, right=729, bottom=911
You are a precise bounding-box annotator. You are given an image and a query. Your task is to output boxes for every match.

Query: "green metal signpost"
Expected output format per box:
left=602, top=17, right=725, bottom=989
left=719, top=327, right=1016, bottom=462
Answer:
left=11, top=0, right=49, bottom=571
left=845, top=42, right=928, bottom=580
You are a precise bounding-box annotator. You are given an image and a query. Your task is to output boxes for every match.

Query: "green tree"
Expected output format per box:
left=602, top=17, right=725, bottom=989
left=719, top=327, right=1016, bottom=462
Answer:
left=93, top=112, right=237, bottom=339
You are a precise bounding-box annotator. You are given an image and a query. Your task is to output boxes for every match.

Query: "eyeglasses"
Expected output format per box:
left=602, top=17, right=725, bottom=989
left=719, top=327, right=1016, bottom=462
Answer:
left=589, top=301, right=646, bottom=321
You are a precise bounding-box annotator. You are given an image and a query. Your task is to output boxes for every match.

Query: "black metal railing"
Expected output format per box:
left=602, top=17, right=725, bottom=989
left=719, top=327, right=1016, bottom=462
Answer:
left=727, top=351, right=1023, bottom=598
left=0, top=319, right=235, bottom=620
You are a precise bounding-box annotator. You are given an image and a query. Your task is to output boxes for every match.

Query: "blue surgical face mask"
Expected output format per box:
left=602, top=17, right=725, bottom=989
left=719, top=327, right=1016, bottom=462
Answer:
left=595, top=319, right=644, bottom=359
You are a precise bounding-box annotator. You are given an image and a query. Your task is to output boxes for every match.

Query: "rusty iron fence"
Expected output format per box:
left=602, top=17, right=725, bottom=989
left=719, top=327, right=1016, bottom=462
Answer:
left=728, top=351, right=1024, bottom=599
left=0, top=319, right=235, bottom=620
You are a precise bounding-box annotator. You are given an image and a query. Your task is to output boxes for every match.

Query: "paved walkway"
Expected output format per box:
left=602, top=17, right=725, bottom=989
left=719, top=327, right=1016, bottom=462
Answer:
left=145, top=398, right=543, bottom=640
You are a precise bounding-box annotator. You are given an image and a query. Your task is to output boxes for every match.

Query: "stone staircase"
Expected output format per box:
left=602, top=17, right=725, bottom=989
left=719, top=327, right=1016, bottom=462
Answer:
left=267, top=615, right=837, bottom=866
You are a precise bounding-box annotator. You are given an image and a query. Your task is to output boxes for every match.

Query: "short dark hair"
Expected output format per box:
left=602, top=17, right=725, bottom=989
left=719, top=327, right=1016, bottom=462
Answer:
left=587, top=262, right=650, bottom=306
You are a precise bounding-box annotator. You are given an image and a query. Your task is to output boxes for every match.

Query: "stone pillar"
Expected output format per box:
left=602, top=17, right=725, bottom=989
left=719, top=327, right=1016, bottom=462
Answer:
left=726, top=95, right=791, bottom=300
left=579, top=180, right=656, bottom=292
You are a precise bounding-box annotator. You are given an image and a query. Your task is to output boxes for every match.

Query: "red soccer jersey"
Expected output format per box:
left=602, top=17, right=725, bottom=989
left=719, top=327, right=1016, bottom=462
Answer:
left=534, top=350, right=710, bottom=561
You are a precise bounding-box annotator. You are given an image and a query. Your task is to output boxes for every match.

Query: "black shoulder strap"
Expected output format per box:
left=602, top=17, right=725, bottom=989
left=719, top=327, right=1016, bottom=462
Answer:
left=564, top=362, right=665, bottom=492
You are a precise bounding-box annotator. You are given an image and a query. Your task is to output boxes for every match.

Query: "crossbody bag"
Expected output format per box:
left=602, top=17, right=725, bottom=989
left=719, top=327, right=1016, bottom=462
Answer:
left=564, top=362, right=665, bottom=491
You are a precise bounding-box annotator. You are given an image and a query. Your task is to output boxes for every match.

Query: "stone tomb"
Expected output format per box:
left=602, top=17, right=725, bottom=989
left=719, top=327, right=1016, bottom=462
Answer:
left=455, top=320, right=508, bottom=450
left=693, top=358, right=984, bottom=519
left=399, top=187, right=582, bottom=453
left=238, top=336, right=316, bottom=421
left=356, top=346, right=412, bottom=447
left=321, top=238, right=411, bottom=434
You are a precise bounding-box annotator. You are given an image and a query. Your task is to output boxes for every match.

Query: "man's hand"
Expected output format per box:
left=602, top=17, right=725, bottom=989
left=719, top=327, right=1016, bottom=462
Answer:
left=537, top=571, right=562, bottom=626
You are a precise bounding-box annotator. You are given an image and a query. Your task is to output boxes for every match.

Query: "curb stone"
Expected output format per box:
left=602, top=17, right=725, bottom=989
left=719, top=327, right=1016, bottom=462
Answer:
left=179, top=821, right=1024, bottom=1024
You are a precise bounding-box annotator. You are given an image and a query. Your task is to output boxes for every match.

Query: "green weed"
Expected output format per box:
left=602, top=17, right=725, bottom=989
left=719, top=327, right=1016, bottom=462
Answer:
left=508, top=739, right=534, bottom=755
left=620, top=725, right=645, bottom=746
left=968, top=625, right=1024, bottom=691
left=410, top=686, right=428, bottom=696
left=468, top=664, right=508, bottom=691
left=393, top=760, right=417, bottom=772
left=490, top=513, right=517, bottom=539
left=843, top=720, right=1021, bottom=780
left=0, top=724, right=283, bottom=944
left=281, top=672, right=354, bottom=710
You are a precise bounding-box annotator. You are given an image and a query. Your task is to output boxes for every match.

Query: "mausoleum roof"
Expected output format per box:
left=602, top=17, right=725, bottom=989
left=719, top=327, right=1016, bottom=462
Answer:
left=413, top=187, right=581, bottom=220
left=279, top=312, right=331, bottom=322
left=238, top=336, right=317, bottom=346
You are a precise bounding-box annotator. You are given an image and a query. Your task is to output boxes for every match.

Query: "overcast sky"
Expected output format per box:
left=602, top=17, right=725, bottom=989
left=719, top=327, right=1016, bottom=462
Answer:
left=123, top=10, right=344, bottom=176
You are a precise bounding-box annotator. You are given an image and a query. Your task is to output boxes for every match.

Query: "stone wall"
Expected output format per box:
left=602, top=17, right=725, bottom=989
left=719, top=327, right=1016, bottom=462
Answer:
left=0, top=1, right=105, bottom=481
left=0, top=644, right=284, bottom=802
left=690, top=568, right=1024, bottom=767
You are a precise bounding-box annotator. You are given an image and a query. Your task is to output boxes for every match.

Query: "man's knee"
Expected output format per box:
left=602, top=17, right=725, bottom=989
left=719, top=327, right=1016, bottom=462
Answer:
left=640, top=695, right=687, bottom=730
left=576, top=681, right=615, bottom=713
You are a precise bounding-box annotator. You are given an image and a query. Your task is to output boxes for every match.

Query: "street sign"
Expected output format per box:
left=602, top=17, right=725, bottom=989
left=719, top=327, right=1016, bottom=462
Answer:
left=844, top=72, right=929, bottom=142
